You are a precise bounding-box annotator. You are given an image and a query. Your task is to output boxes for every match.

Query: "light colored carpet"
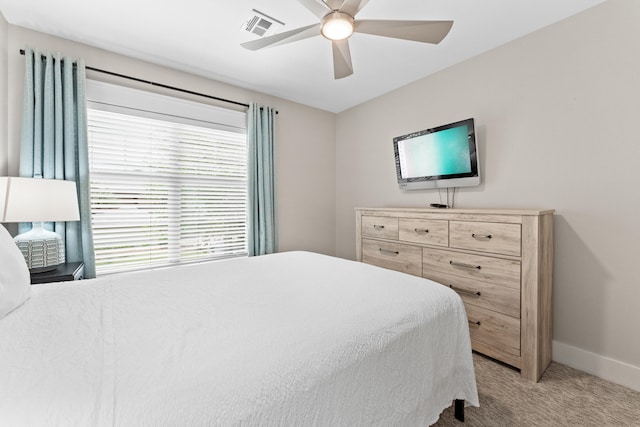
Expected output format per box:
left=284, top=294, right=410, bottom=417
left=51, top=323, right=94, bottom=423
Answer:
left=433, top=353, right=640, bottom=426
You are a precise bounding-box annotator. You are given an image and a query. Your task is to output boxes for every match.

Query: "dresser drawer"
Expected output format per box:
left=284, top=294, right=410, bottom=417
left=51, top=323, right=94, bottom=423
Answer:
left=466, top=304, right=521, bottom=358
left=423, top=270, right=521, bottom=318
left=361, top=216, right=399, bottom=240
left=422, top=247, right=521, bottom=290
left=450, top=221, right=521, bottom=256
left=399, top=218, right=449, bottom=247
left=362, top=238, right=421, bottom=276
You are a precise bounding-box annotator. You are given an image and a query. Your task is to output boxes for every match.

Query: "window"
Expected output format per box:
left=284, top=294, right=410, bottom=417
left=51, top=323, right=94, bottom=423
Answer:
left=86, top=81, right=247, bottom=275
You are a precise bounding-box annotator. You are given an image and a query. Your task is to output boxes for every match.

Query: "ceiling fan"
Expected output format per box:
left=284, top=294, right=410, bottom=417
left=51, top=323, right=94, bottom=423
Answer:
left=241, top=0, right=453, bottom=79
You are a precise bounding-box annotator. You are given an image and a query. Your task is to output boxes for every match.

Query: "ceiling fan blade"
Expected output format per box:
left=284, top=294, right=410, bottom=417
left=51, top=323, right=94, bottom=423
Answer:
left=241, top=23, right=321, bottom=51
left=297, top=0, right=332, bottom=18
left=332, top=39, right=353, bottom=79
left=354, top=20, right=453, bottom=44
left=325, top=0, right=345, bottom=10
left=339, top=0, right=370, bottom=17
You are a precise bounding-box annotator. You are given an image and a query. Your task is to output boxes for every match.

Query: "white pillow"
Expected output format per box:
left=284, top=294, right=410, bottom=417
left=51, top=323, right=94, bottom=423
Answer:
left=0, top=225, right=31, bottom=319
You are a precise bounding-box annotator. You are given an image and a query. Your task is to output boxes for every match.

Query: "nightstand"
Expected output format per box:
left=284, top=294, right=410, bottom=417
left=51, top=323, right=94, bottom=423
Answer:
left=30, top=261, right=85, bottom=285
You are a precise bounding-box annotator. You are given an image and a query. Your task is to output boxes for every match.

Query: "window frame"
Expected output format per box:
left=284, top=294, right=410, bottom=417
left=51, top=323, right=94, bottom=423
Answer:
left=86, top=80, right=248, bottom=276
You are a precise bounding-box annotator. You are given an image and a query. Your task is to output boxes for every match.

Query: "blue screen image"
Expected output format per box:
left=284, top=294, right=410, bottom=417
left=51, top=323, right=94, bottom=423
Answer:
left=398, top=125, right=471, bottom=179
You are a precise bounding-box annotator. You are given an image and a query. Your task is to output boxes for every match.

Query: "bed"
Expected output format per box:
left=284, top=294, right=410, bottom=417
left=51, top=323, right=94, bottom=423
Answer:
left=0, top=247, right=478, bottom=426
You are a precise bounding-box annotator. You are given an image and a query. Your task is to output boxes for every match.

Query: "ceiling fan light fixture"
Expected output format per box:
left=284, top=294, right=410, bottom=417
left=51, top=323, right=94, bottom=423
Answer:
left=321, top=12, right=354, bottom=41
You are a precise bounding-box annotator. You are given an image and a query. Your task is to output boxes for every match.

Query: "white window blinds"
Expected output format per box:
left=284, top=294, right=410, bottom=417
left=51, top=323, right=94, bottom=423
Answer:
left=86, top=81, right=247, bottom=275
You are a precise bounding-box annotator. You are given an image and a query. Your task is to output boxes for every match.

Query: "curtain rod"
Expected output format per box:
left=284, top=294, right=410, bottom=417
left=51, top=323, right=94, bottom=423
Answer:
left=19, top=48, right=278, bottom=113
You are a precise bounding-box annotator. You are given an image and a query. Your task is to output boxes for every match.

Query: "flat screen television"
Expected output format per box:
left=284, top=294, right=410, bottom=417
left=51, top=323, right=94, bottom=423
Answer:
left=393, top=118, right=480, bottom=190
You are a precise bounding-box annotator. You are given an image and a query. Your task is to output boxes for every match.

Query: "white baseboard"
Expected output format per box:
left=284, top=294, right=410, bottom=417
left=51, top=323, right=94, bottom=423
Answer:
left=552, top=340, right=640, bottom=392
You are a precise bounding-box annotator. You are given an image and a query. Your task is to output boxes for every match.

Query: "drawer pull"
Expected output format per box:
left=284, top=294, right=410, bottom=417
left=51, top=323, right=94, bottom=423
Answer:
left=472, top=233, right=492, bottom=240
left=449, top=260, right=482, bottom=270
left=373, top=225, right=385, bottom=230
left=379, top=248, right=399, bottom=256
left=414, top=228, right=429, bottom=234
left=449, top=284, right=481, bottom=297
left=468, top=320, right=481, bottom=328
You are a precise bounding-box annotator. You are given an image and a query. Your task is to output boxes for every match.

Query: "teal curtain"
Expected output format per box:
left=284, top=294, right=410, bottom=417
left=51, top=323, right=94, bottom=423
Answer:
left=19, top=47, right=96, bottom=278
left=247, top=103, right=276, bottom=256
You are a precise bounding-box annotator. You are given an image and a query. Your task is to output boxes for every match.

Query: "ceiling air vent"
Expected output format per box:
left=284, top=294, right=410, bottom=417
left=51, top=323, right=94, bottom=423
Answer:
left=243, top=9, right=284, bottom=38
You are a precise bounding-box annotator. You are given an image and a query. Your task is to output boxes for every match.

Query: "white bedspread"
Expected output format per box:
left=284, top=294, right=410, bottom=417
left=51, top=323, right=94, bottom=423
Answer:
left=0, top=251, right=478, bottom=426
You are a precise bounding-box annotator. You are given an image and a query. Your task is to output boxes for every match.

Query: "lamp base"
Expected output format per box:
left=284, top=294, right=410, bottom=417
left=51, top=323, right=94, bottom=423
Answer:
left=14, top=222, right=65, bottom=271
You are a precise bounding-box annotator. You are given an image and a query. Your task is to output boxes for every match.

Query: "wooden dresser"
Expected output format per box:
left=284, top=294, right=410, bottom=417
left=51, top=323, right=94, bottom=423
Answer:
left=355, top=207, right=554, bottom=381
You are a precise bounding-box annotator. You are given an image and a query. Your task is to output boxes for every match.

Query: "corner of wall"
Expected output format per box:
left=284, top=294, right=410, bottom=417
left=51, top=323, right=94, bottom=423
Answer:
left=0, top=9, right=9, bottom=176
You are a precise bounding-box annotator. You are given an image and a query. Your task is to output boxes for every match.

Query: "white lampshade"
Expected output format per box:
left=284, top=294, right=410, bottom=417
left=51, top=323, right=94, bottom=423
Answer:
left=0, top=177, right=80, bottom=272
left=1, top=177, right=80, bottom=223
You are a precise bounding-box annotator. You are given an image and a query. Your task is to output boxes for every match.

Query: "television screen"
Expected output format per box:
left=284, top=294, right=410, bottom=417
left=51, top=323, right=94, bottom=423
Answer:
left=393, top=118, right=479, bottom=190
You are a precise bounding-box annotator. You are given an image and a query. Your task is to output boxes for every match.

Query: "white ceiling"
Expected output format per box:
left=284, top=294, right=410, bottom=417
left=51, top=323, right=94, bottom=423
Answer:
left=0, top=0, right=606, bottom=113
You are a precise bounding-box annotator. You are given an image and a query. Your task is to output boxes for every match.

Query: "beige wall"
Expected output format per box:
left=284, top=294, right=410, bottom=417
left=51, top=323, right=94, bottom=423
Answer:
left=3, top=25, right=337, bottom=256
left=336, top=0, right=639, bottom=386
left=0, top=10, right=7, bottom=176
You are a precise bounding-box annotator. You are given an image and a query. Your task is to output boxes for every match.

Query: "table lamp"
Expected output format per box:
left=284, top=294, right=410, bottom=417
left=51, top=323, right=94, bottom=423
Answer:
left=0, top=177, right=80, bottom=272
